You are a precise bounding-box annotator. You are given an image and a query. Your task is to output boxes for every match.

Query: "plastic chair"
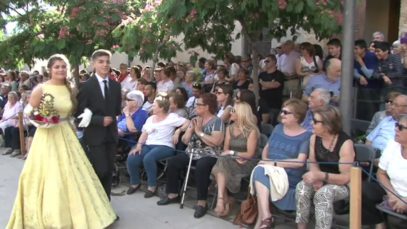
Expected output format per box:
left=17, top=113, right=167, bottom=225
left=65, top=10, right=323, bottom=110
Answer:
left=376, top=200, right=407, bottom=226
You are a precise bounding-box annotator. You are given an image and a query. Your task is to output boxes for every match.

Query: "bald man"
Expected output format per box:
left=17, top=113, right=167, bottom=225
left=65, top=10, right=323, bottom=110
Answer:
left=302, top=58, right=342, bottom=103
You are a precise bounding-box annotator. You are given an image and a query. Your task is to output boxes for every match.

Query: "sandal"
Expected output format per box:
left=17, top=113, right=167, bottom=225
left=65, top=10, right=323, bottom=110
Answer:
left=259, top=217, right=274, bottom=229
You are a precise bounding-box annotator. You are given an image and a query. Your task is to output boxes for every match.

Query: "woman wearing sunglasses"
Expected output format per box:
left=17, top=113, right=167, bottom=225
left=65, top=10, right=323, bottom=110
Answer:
left=296, top=106, right=355, bottom=229
left=251, top=98, right=311, bottom=228
left=361, top=115, right=407, bottom=228
left=211, top=102, right=259, bottom=217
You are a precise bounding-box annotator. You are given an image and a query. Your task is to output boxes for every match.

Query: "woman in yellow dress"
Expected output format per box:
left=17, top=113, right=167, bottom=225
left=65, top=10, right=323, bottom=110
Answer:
left=7, top=54, right=116, bottom=229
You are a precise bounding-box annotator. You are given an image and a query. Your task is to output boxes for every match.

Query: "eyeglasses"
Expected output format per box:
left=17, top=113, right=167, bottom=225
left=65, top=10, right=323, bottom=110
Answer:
left=395, top=122, right=407, bottom=131
left=196, top=102, right=206, bottom=106
left=280, top=109, right=293, bottom=115
left=312, top=117, right=324, bottom=124
left=125, top=98, right=133, bottom=101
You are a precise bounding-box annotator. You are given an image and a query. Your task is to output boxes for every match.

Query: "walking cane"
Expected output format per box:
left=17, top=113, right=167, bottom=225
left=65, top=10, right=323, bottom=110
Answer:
left=180, top=148, right=195, bottom=209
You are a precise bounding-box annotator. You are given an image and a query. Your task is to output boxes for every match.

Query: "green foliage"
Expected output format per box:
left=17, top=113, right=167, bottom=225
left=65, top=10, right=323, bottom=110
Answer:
left=0, top=0, right=128, bottom=69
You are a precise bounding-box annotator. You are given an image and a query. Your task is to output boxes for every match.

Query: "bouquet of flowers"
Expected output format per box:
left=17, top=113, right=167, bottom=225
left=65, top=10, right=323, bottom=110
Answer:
left=24, top=93, right=60, bottom=128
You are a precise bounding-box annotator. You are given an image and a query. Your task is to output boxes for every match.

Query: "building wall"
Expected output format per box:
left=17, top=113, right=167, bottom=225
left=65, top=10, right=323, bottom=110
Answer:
left=365, top=0, right=390, bottom=42
left=399, top=0, right=407, bottom=35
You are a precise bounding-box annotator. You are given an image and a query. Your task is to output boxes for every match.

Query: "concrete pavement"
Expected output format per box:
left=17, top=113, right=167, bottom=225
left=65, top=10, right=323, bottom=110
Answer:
left=1, top=154, right=299, bottom=229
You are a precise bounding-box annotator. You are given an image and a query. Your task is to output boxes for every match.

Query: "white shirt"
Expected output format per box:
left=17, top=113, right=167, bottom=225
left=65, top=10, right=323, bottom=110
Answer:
left=277, top=51, right=300, bottom=76
left=95, top=74, right=109, bottom=98
left=121, top=76, right=138, bottom=91
left=186, top=96, right=197, bottom=108
left=142, top=113, right=186, bottom=148
left=157, top=80, right=174, bottom=93
left=379, top=140, right=407, bottom=197
left=142, top=100, right=153, bottom=113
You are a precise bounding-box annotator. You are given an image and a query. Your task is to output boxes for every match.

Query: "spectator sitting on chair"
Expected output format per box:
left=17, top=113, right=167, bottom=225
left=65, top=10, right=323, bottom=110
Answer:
left=301, top=88, right=331, bottom=132
left=295, top=106, right=355, bottom=229
left=366, top=94, right=407, bottom=152
left=169, top=92, right=188, bottom=118
left=117, top=90, right=148, bottom=149
left=141, top=81, right=157, bottom=113
left=1, top=91, right=23, bottom=155
left=366, top=91, right=401, bottom=134
left=211, top=102, right=260, bottom=217
left=251, top=98, right=311, bottom=229
left=362, top=114, right=407, bottom=228
left=126, top=93, right=189, bottom=197
left=215, top=84, right=234, bottom=124
left=156, top=93, right=224, bottom=219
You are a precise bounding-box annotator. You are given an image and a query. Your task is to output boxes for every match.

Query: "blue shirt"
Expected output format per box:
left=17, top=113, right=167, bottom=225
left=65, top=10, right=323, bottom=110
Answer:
left=366, top=116, right=396, bottom=151
left=267, top=124, right=312, bottom=188
left=117, top=108, right=149, bottom=134
left=303, top=74, right=340, bottom=97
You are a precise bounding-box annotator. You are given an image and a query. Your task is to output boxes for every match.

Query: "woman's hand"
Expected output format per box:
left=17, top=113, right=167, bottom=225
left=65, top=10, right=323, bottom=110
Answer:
left=302, top=171, right=323, bottom=185
left=129, top=144, right=142, bottom=156
left=312, top=181, right=324, bottom=191
left=220, top=150, right=232, bottom=156
left=193, top=117, right=203, bottom=134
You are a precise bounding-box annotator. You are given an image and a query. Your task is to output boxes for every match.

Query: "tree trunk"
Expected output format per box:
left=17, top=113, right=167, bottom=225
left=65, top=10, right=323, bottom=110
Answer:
left=72, top=65, right=80, bottom=88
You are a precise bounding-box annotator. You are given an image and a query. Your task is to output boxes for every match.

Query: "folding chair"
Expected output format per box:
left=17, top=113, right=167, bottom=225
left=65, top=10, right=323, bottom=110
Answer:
left=354, top=144, right=376, bottom=182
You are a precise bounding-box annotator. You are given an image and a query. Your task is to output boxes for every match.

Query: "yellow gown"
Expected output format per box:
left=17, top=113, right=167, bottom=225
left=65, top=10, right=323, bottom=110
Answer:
left=7, top=84, right=116, bottom=229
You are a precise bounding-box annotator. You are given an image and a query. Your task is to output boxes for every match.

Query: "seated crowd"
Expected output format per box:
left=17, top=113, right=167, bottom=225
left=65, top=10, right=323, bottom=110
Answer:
left=2, top=31, right=407, bottom=228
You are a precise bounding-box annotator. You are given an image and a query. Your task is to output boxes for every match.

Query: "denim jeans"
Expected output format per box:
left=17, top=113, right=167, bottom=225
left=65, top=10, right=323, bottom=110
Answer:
left=127, top=144, right=175, bottom=187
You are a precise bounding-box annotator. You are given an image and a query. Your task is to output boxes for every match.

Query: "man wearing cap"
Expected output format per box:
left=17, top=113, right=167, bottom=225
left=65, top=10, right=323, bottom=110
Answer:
left=117, top=90, right=149, bottom=149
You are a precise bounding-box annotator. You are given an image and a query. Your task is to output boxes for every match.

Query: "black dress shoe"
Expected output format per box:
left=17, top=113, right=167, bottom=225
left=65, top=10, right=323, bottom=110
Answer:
left=194, top=205, right=208, bottom=218
left=115, top=215, right=120, bottom=221
left=157, top=196, right=180, bottom=205
left=126, top=185, right=141, bottom=195
left=144, top=189, right=157, bottom=198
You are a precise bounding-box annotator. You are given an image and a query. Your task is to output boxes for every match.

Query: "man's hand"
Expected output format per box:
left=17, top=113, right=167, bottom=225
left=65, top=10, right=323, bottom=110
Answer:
left=383, top=75, right=392, bottom=85
left=103, top=116, right=113, bottom=127
left=78, top=108, right=92, bottom=127
left=359, top=76, right=368, bottom=86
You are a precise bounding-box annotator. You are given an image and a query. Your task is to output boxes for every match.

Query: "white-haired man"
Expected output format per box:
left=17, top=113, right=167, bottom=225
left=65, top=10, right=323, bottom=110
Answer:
left=301, top=88, right=331, bottom=132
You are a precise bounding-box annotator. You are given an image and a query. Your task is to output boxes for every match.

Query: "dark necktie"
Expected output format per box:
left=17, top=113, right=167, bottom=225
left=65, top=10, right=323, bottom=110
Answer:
left=103, top=79, right=109, bottom=100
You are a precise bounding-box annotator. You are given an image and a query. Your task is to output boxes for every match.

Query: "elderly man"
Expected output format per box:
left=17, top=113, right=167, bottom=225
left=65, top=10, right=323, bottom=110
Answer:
left=366, top=94, right=407, bottom=152
left=301, top=88, right=331, bottom=132
left=303, top=58, right=341, bottom=104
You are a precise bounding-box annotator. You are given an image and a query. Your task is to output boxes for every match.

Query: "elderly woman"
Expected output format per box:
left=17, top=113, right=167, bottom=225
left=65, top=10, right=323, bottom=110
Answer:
left=0, top=91, right=22, bottom=136
left=126, top=93, right=190, bottom=197
left=216, top=84, right=234, bottom=123
left=362, top=115, right=407, bottom=228
left=296, top=106, right=355, bottom=229
left=212, top=102, right=259, bottom=217
left=251, top=99, right=311, bottom=228
left=1, top=91, right=24, bottom=156
left=117, top=90, right=149, bottom=149
left=157, top=93, right=224, bottom=218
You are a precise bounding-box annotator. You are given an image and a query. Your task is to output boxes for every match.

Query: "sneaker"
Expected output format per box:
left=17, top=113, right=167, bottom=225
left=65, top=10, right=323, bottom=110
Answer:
left=10, top=149, right=21, bottom=157
left=2, top=148, right=13, bottom=155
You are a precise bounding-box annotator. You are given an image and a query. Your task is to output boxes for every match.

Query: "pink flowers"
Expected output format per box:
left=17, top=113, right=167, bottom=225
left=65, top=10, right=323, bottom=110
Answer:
left=33, top=114, right=60, bottom=124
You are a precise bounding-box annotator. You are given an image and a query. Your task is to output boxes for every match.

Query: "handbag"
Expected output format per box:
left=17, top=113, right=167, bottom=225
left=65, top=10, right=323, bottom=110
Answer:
left=233, top=193, right=258, bottom=226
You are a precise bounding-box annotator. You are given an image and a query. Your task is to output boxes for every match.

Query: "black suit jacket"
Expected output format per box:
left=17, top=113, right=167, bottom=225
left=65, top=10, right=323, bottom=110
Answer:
left=76, top=75, right=122, bottom=146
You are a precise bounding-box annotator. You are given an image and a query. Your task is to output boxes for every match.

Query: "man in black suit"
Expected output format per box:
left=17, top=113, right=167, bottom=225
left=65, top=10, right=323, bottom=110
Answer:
left=76, top=49, right=122, bottom=198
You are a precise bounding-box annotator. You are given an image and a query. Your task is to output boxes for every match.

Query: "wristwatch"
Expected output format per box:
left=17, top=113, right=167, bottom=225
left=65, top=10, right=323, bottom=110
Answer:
left=199, top=132, right=205, bottom=138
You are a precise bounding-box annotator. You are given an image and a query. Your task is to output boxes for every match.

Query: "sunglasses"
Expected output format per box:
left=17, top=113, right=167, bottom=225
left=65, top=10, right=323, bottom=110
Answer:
left=312, top=117, right=324, bottom=124
left=280, top=109, right=293, bottom=115
left=395, top=122, right=407, bottom=131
